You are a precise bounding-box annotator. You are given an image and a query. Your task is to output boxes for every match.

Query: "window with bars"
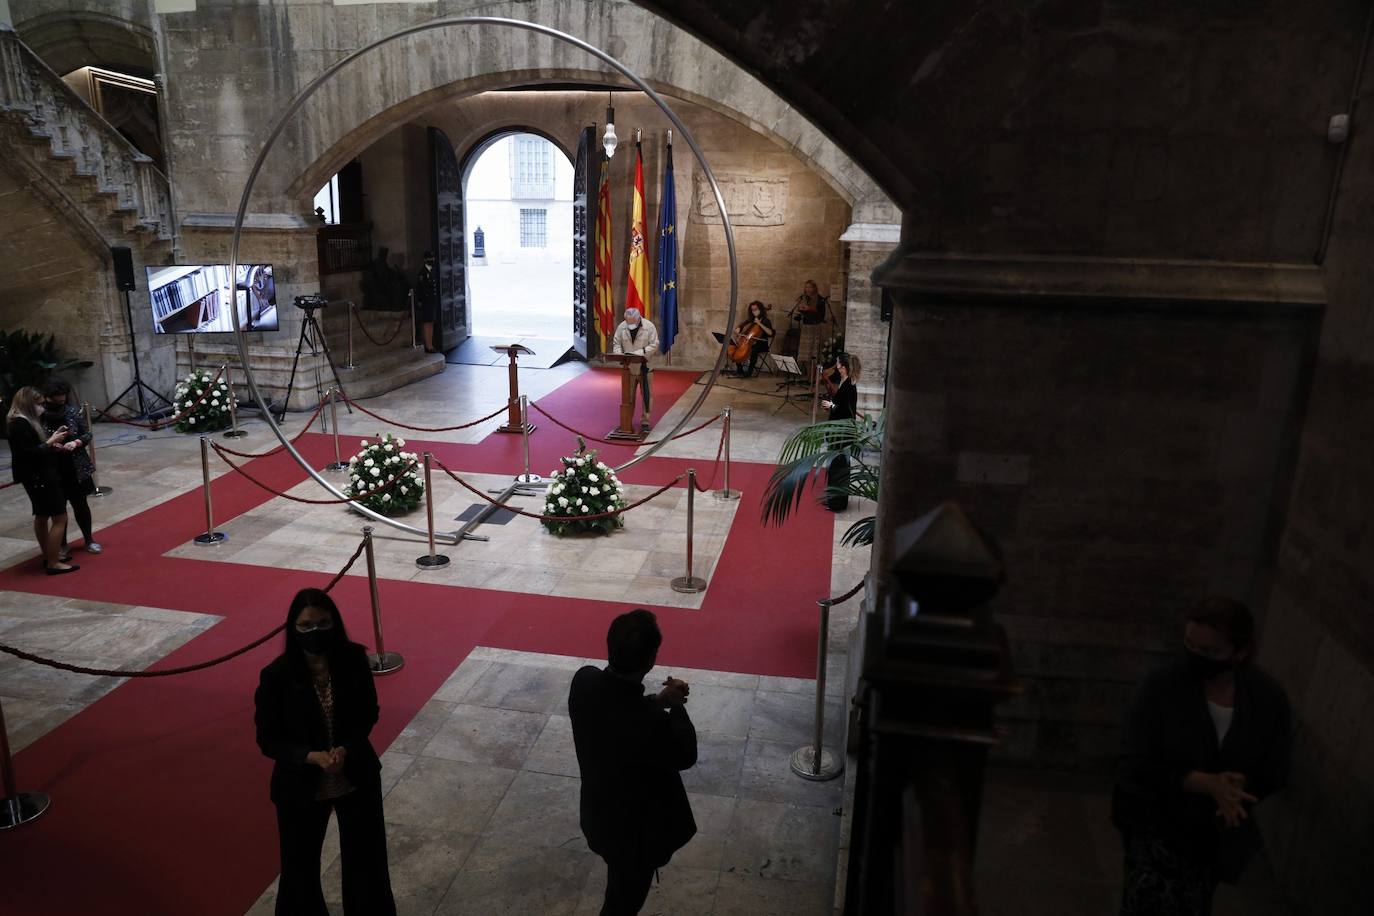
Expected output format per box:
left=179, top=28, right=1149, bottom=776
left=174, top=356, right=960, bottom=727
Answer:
left=511, top=136, right=555, bottom=198
left=520, top=208, right=548, bottom=248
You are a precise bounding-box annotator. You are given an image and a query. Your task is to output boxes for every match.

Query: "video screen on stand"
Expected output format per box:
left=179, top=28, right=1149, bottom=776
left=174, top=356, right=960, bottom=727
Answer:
left=146, top=264, right=278, bottom=334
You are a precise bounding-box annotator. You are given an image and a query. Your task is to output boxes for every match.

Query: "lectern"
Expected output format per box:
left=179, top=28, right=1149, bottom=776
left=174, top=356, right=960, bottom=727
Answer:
left=493, top=344, right=536, bottom=434
left=603, top=353, right=648, bottom=441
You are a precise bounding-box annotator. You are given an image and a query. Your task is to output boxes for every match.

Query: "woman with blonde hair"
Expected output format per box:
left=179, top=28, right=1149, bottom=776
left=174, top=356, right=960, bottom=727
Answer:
left=6, top=386, right=77, bottom=574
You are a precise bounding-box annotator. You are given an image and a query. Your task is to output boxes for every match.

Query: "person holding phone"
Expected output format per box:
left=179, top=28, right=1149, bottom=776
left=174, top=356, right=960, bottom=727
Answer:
left=42, top=377, right=100, bottom=556
left=5, top=386, right=77, bottom=574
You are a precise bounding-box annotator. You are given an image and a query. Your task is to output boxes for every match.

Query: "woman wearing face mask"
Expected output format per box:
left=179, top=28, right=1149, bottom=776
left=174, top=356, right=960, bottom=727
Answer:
left=1111, top=596, right=1292, bottom=916
left=254, top=588, right=396, bottom=915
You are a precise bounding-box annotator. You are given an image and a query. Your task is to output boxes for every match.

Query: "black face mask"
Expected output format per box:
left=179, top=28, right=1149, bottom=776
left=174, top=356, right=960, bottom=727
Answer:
left=298, top=629, right=335, bottom=657
left=1183, top=648, right=1232, bottom=680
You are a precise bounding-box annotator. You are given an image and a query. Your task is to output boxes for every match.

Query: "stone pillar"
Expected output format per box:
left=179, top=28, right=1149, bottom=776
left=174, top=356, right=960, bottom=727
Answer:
left=838, top=222, right=899, bottom=414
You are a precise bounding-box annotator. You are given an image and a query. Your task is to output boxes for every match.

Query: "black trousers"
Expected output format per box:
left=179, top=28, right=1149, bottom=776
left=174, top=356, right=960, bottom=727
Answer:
left=275, top=786, right=396, bottom=916
left=63, top=486, right=93, bottom=545
left=600, top=857, right=655, bottom=916
left=824, top=453, right=850, bottom=512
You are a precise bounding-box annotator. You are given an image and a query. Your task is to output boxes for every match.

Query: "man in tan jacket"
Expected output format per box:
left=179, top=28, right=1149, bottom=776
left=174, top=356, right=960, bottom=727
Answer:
left=611, top=307, right=659, bottom=432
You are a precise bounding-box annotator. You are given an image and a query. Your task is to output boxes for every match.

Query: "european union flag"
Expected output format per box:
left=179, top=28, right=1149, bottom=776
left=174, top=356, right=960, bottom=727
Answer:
left=658, top=140, right=679, bottom=353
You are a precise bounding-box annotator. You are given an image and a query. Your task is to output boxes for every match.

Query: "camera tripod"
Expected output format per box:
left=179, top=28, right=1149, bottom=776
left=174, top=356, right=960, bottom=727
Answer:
left=276, top=303, right=352, bottom=422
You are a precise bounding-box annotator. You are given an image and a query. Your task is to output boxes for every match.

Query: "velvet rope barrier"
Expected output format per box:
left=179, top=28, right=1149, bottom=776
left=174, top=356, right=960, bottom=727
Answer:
left=828, top=578, right=867, bottom=605
left=690, top=425, right=729, bottom=493
left=213, top=399, right=326, bottom=460
left=0, top=537, right=367, bottom=678
left=528, top=402, right=722, bottom=447
left=209, top=445, right=419, bottom=505
left=93, top=365, right=227, bottom=429
left=432, top=457, right=685, bottom=523
left=334, top=393, right=508, bottom=433
left=350, top=302, right=411, bottom=347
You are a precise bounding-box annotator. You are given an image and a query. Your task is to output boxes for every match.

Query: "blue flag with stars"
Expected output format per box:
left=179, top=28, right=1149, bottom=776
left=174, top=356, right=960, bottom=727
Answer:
left=657, top=140, right=679, bottom=353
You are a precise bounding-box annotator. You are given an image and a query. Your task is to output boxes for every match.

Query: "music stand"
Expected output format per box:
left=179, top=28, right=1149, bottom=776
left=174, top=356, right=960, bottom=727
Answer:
left=772, top=355, right=808, bottom=414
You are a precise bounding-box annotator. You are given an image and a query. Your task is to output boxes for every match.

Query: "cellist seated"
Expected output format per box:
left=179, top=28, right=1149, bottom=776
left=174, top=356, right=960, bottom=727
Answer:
left=726, top=301, right=774, bottom=377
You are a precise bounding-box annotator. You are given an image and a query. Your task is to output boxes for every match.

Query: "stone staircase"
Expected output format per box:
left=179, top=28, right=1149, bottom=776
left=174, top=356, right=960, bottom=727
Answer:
left=0, top=28, right=173, bottom=245
left=318, top=303, right=447, bottom=401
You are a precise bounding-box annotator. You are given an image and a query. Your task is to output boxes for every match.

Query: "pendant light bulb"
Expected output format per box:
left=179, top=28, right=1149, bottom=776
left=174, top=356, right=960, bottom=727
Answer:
left=603, top=96, right=618, bottom=159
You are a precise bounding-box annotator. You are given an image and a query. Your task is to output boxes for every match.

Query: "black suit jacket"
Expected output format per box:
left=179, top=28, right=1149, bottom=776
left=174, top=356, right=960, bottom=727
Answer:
left=7, top=418, right=60, bottom=487
left=568, top=665, right=698, bottom=867
left=254, top=643, right=383, bottom=806
left=827, top=378, right=857, bottom=421
left=1111, top=657, right=1292, bottom=881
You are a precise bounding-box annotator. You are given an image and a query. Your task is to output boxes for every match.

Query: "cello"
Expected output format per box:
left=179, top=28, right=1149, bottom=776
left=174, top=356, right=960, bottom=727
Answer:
left=727, top=318, right=767, bottom=364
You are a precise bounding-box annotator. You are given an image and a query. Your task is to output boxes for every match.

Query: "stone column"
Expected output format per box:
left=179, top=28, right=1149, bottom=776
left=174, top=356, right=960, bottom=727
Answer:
left=838, top=222, right=899, bottom=414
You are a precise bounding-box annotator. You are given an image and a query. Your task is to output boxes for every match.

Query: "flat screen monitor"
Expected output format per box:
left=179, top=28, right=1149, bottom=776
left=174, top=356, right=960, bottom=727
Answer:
left=146, top=263, right=278, bottom=334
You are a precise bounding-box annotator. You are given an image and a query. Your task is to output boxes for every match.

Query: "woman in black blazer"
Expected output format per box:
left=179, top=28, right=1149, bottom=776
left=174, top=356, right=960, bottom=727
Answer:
left=6, top=386, right=77, bottom=574
left=819, top=354, right=859, bottom=512
left=1112, top=596, right=1291, bottom=916
left=254, top=588, right=396, bottom=916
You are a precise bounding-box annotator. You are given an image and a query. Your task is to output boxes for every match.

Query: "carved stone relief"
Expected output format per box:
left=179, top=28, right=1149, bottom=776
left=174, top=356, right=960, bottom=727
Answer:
left=691, top=172, right=789, bottom=226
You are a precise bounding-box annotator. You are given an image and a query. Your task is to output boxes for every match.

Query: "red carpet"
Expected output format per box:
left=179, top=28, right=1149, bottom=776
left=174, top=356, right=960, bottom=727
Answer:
left=0, top=367, right=840, bottom=915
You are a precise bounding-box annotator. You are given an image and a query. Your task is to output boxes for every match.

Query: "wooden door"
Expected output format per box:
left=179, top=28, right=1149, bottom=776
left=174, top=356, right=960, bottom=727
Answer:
left=429, top=127, right=468, bottom=351
left=571, top=126, right=595, bottom=360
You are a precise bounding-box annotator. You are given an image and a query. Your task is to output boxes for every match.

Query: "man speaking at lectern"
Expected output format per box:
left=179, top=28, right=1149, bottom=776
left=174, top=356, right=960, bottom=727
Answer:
left=612, top=307, right=659, bottom=432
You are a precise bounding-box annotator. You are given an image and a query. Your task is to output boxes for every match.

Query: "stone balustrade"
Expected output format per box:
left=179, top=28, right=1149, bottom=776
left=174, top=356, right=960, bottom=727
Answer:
left=0, top=28, right=171, bottom=240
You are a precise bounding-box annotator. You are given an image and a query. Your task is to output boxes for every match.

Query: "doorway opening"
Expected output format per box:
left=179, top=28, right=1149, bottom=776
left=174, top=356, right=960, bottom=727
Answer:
left=462, top=131, right=575, bottom=351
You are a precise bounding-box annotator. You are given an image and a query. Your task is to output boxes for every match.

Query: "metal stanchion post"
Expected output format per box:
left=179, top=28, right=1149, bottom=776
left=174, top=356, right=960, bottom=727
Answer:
left=410, top=290, right=422, bottom=350
left=789, top=598, right=843, bottom=781
left=325, top=387, right=347, bottom=471
left=415, top=452, right=451, bottom=569
left=341, top=303, right=357, bottom=370
left=670, top=469, right=707, bottom=594
left=514, top=395, right=542, bottom=484
left=714, top=407, right=739, bottom=500
left=364, top=526, right=404, bottom=674
left=0, top=695, right=51, bottom=830
left=83, top=402, right=112, bottom=496
left=223, top=365, right=247, bottom=439
left=193, top=436, right=228, bottom=546
left=811, top=366, right=822, bottom=425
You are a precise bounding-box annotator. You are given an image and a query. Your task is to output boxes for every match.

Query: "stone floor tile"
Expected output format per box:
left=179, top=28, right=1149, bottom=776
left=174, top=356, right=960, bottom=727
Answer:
left=322, top=823, right=477, bottom=916
left=431, top=658, right=490, bottom=703
left=576, top=862, right=720, bottom=916
left=434, top=838, right=594, bottom=916
left=748, top=689, right=843, bottom=747
left=421, top=704, right=548, bottom=769
left=678, top=730, right=747, bottom=797
left=382, top=755, right=518, bottom=835
left=737, top=736, right=845, bottom=807
left=674, top=683, right=756, bottom=738
left=720, top=797, right=840, bottom=883
left=711, top=873, right=834, bottom=916
left=522, top=713, right=580, bottom=778
left=673, top=792, right=737, bottom=871
left=483, top=769, right=586, bottom=850
left=462, top=660, right=575, bottom=715
left=387, top=699, right=458, bottom=755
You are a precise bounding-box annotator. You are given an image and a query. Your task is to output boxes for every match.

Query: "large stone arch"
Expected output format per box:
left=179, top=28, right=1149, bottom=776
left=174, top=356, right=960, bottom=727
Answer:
left=13, top=9, right=158, bottom=78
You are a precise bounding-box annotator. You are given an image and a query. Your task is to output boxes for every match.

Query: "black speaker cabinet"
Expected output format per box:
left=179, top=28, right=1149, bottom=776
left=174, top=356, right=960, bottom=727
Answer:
left=111, top=246, right=136, bottom=291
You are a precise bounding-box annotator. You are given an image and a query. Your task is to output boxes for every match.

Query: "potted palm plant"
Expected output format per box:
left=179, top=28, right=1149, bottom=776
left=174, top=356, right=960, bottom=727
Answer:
left=760, top=411, right=884, bottom=546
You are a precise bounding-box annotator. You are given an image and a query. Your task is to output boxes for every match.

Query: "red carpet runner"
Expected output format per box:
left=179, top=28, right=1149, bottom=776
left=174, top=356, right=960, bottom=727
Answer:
left=0, top=368, right=840, bottom=915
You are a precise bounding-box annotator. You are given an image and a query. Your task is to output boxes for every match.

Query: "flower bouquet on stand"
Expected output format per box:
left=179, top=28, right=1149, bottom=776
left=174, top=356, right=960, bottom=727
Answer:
left=172, top=369, right=235, bottom=433
left=542, top=439, right=628, bottom=536
left=343, top=433, right=423, bottom=516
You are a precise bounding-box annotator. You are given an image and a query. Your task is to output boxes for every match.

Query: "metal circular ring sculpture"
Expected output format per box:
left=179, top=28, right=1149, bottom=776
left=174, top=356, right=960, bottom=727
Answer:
left=228, top=16, right=739, bottom=545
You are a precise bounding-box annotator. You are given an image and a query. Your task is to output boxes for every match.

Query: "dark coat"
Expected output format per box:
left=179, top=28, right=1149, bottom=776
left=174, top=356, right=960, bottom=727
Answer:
left=254, top=642, right=383, bottom=807
left=568, top=665, right=698, bottom=867
left=1111, top=657, right=1292, bottom=882
left=7, top=417, right=61, bottom=489
left=827, top=378, right=857, bottom=421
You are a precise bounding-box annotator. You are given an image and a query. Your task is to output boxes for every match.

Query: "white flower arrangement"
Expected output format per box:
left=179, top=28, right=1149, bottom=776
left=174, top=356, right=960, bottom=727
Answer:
left=172, top=368, right=236, bottom=434
left=343, top=432, right=423, bottom=516
left=541, top=440, right=628, bottom=536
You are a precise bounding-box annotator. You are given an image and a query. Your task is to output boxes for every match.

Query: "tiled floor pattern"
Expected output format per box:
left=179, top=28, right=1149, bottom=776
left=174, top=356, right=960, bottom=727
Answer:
left=245, top=647, right=846, bottom=916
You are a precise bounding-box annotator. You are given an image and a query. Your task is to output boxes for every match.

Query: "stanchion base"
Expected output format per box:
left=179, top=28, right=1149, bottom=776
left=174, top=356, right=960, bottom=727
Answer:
left=91, top=486, right=113, bottom=497
left=497, top=423, right=536, bottom=435
left=340, top=363, right=358, bottom=371
left=670, top=575, right=707, bottom=594
left=325, top=461, right=349, bottom=471
left=368, top=651, right=404, bottom=675
left=223, top=430, right=248, bottom=439
left=789, top=746, right=844, bottom=782
left=416, top=554, right=451, bottom=569
left=194, top=532, right=228, bottom=546
left=0, top=792, right=51, bottom=830
left=713, top=488, right=741, bottom=500
left=514, top=473, right=543, bottom=484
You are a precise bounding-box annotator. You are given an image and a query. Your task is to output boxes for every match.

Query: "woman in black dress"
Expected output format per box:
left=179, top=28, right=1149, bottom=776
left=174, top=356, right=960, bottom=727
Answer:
left=1112, top=596, right=1291, bottom=916
left=729, top=300, right=775, bottom=377
left=254, top=588, right=396, bottom=915
left=42, top=378, right=100, bottom=555
left=6, top=386, right=77, bottom=574
left=819, top=354, right=858, bottom=512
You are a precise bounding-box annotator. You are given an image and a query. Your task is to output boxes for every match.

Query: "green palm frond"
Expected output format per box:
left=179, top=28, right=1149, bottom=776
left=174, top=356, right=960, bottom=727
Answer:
left=761, top=411, right=885, bottom=535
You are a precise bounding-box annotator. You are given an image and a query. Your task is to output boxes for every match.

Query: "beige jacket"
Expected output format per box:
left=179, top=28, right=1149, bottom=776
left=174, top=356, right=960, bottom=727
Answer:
left=611, top=319, right=659, bottom=365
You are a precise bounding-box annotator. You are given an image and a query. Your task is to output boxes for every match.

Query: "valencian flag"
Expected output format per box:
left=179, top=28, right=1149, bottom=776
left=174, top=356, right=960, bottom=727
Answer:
left=594, top=158, right=614, bottom=351
left=657, top=136, right=679, bottom=354
left=624, top=137, right=651, bottom=322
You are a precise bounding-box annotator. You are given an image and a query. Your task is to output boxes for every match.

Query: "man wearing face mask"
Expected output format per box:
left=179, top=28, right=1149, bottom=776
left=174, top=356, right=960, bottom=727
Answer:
left=1111, top=596, right=1292, bottom=916
left=415, top=250, right=439, bottom=353
left=611, top=307, right=659, bottom=433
